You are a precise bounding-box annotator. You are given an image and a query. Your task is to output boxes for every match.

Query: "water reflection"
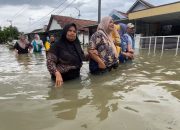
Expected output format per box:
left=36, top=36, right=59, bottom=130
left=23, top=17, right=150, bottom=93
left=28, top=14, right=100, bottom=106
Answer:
left=1, top=45, right=180, bottom=130
left=47, top=73, right=129, bottom=121
left=91, top=87, right=119, bottom=121
left=15, top=54, right=32, bottom=71
left=47, top=81, right=90, bottom=120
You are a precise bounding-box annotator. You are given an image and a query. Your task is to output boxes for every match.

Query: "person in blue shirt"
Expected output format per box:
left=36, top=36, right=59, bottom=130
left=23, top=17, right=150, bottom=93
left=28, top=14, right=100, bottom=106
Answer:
left=119, top=23, right=134, bottom=63
left=124, top=23, right=135, bottom=54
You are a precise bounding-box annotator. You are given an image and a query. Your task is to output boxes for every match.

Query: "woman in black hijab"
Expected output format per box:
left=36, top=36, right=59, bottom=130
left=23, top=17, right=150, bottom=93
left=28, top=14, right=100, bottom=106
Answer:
left=47, top=23, right=85, bottom=87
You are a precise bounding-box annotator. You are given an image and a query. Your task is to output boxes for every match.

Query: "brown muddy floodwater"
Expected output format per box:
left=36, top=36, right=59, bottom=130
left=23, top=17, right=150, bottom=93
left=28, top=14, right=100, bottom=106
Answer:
left=0, top=44, right=180, bottom=130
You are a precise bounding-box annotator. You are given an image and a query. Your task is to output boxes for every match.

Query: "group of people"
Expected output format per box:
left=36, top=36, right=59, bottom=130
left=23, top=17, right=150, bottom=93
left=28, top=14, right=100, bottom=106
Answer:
left=46, top=16, right=135, bottom=87
left=14, top=34, right=55, bottom=55
left=13, top=16, right=135, bottom=88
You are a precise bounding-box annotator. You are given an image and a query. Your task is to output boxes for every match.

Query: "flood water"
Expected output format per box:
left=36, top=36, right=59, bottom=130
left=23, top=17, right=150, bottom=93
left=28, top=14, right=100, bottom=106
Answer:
left=0, top=44, right=180, bottom=130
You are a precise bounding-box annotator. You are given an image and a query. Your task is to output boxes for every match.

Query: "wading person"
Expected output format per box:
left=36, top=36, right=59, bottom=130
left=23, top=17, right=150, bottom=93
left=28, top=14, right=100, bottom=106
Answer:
left=88, top=16, right=119, bottom=74
left=124, top=23, right=135, bottom=55
left=47, top=23, right=86, bottom=87
left=14, top=34, right=32, bottom=54
left=31, top=34, right=43, bottom=53
left=119, top=23, right=134, bottom=63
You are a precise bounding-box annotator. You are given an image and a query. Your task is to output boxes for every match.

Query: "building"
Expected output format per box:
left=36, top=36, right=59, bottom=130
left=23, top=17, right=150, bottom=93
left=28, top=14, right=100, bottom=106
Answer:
left=126, top=0, right=180, bottom=49
left=26, top=25, right=48, bottom=43
left=87, top=0, right=180, bottom=49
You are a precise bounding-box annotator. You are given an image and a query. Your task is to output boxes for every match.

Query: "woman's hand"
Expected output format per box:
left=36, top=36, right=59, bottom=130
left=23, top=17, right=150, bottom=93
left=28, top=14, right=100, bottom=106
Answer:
left=98, top=61, right=106, bottom=69
left=55, top=71, right=63, bottom=88
left=125, top=52, right=134, bottom=59
left=14, top=49, right=18, bottom=55
left=28, top=48, right=32, bottom=53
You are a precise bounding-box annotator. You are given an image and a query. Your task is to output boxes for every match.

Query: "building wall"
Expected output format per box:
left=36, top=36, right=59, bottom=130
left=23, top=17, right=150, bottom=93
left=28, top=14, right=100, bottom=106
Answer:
left=78, top=33, right=89, bottom=45
left=49, top=19, right=62, bottom=31
left=136, top=22, right=162, bottom=36
left=129, top=3, right=180, bottom=20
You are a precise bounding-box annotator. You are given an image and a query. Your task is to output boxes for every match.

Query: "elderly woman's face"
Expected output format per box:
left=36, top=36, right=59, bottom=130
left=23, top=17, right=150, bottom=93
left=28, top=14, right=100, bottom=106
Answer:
left=108, top=20, right=114, bottom=32
left=66, top=26, right=76, bottom=42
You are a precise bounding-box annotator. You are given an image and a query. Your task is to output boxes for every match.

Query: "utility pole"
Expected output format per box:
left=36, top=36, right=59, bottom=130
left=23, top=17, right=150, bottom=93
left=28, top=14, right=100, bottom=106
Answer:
left=7, top=20, right=13, bottom=41
left=74, top=7, right=81, bottom=19
left=98, top=0, right=101, bottom=23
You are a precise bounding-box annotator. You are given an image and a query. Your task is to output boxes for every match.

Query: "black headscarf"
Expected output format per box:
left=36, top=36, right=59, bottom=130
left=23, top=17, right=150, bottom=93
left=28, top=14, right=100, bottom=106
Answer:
left=49, top=23, right=85, bottom=67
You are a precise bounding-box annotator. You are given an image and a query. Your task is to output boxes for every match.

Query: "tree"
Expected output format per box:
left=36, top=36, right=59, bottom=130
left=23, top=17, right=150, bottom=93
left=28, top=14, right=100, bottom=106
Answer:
left=0, top=26, right=20, bottom=44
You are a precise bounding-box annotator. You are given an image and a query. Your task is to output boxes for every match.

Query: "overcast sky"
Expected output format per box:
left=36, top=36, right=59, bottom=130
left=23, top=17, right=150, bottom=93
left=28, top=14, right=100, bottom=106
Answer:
left=0, top=0, right=179, bottom=33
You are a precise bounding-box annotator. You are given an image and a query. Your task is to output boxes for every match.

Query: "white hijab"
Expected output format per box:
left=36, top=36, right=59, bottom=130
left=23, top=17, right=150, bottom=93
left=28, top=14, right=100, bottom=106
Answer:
left=34, top=34, right=42, bottom=45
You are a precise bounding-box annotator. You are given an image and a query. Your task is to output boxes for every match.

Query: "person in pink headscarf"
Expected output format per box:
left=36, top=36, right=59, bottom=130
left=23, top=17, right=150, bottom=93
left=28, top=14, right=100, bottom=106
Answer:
left=88, top=16, right=119, bottom=74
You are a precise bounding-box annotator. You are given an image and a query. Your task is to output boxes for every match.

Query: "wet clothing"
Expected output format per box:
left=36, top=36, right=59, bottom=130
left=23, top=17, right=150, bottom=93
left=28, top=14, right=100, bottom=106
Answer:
left=119, top=33, right=135, bottom=63
left=112, top=24, right=121, bottom=46
left=88, top=16, right=118, bottom=74
left=88, top=30, right=119, bottom=74
left=89, top=59, right=118, bottom=75
left=124, top=33, right=135, bottom=50
left=31, top=39, right=43, bottom=52
left=51, top=68, right=80, bottom=81
left=47, top=23, right=85, bottom=81
left=44, top=41, right=51, bottom=51
left=14, top=42, right=32, bottom=54
left=89, top=30, right=118, bottom=67
left=112, top=24, right=121, bottom=55
left=118, top=23, right=129, bottom=63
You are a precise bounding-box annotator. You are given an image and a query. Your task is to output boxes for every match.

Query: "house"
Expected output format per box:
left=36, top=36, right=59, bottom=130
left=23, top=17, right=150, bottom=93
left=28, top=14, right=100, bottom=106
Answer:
left=86, top=0, right=180, bottom=49
left=127, top=0, right=154, bottom=14
left=46, top=15, right=97, bottom=44
left=128, top=1, right=180, bottom=36
left=126, top=0, right=180, bottom=49
left=109, top=10, right=128, bottom=21
left=26, top=25, right=48, bottom=43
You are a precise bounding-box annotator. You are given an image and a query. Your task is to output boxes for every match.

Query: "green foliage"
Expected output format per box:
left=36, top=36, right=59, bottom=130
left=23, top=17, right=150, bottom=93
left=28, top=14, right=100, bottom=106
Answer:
left=0, top=26, right=19, bottom=44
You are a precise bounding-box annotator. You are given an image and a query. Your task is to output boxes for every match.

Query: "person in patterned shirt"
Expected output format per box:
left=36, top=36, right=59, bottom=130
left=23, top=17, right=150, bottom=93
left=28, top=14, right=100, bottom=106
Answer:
left=88, top=16, right=119, bottom=74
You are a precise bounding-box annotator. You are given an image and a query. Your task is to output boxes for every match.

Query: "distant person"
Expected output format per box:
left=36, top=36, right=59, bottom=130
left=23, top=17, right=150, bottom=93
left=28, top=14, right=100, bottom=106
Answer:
left=88, top=16, right=119, bottom=74
left=50, top=34, right=55, bottom=45
left=14, top=34, right=32, bottom=54
left=44, top=35, right=56, bottom=56
left=47, top=23, right=86, bottom=87
left=119, top=23, right=134, bottom=63
left=112, top=23, right=121, bottom=56
left=31, top=34, right=43, bottom=53
left=44, top=36, right=50, bottom=54
left=124, top=23, right=135, bottom=54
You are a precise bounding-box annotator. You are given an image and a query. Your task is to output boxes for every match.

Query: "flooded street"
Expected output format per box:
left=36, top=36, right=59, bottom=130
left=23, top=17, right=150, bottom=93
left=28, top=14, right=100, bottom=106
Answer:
left=0, top=44, right=180, bottom=130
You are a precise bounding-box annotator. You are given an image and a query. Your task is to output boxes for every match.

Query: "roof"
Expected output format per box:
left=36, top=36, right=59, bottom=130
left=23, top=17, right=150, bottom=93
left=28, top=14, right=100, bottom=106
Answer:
left=128, top=1, right=180, bottom=24
left=46, top=15, right=97, bottom=31
left=117, top=10, right=128, bottom=18
left=31, top=28, right=44, bottom=33
left=127, top=0, right=154, bottom=13
left=109, top=9, right=128, bottom=21
left=139, top=0, right=154, bottom=7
